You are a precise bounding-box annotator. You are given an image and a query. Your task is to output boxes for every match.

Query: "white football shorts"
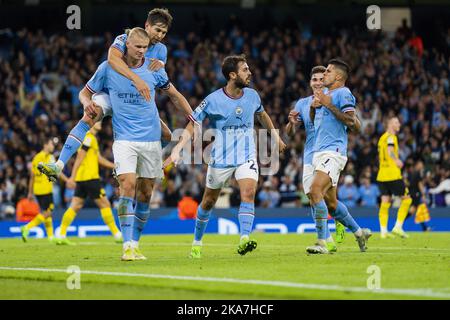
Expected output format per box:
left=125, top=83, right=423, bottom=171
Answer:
left=206, top=159, right=259, bottom=189
left=92, top=92, right=112, bottom=119
left=312, top=151, right=347, bottom=187
left=302, top=164, right=314, bottom=195
left=112, top=140, right=163, bottom=179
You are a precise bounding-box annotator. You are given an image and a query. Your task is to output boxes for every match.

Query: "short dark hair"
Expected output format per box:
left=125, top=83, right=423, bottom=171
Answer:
left=147, top=8, right=173, bottom=29
left=310, top=65, right=326, bottom=78
left=221, top=54, right=247, bottom=81
left=328, top=58, right=351, bottom=79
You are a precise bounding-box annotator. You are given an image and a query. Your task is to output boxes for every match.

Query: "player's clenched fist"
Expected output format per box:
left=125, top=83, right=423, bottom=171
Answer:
left=133, top=76, right=151, bottom=101
left=84, top=101, right=98, bottom=119
left=288, top=110, right=300, bottom=124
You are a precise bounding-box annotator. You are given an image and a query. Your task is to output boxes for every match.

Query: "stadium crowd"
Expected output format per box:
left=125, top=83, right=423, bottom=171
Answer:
left=0, top=19, right=449, bottom=218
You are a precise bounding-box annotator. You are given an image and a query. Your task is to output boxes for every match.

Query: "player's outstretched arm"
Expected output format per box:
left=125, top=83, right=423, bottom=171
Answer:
left=256, top=111, right=286, bottom=153
left=98, top=153, right=115, bottom=170
left=108, top=47, right=150, bottom=101
left=286, top=110, right=300, bottom=137
left=68, top=149, right=86, bottom=186
left=163, top=122, right=195, bottom=168
left=162, top=85, right=196, bottom=122
left=160, top=118, right=172, bottom=142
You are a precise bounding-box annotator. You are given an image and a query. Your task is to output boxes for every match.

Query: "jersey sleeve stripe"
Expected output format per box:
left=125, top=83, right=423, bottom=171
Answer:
left=159, top=81, right=171, bottom=90
left=85, top=84, right=96, bottom=94
left=111, top=44, right=125, bottom=53
left=342, top=106, right=356, bottom=113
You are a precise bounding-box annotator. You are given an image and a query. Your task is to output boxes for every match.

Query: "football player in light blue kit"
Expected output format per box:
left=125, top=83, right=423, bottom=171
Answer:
left=286, top=65, right=345, bottom=253
left=307, top=58, right=371, bottom=254
left=39, top=28, right=195, bottom=260
left=165, top=55, right=286, bottom=258
left=108, top=8, right=177, bottom=139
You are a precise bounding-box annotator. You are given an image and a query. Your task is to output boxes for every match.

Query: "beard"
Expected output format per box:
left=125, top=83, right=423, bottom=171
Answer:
left=235, top=76, right=249, bottom=89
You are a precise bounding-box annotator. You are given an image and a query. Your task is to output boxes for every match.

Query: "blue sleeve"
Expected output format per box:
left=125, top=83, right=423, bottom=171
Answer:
left=192, top=98, right=210, bottom=122
left=111, top=34, right=127, bottom=54
left=337, top=88, right=356, bottom=113
left=255, top=92, right=264, bottom=113
left=154, top=68, right=171, bottom=90
left=86, top=62, right=108, bottom=93
left=157, top=44, right=168, bottom=64
left=294, top=99, right=305, bottom=123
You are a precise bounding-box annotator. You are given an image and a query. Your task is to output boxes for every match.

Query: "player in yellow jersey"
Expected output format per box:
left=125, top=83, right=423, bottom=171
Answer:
left=21, top=138, right=72, bottom=242
left=376, top=116, right=412, bottom=239
left=57, top=122, right=122, bottom=245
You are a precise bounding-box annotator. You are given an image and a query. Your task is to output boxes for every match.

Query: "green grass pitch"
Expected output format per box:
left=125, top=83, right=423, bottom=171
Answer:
left=0, top=233, right=449, bottom=300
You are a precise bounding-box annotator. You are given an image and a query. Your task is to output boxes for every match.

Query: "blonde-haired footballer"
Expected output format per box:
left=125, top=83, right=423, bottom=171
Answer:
left=376, top=116, right=412, bottom=238
left=57, top=121, right=122, bottom=245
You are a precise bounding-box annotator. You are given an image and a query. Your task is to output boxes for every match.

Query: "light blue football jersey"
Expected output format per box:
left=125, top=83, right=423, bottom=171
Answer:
left=294, top=95, right=315, bottom=165
left=86, top=59, right=170, bottom=142
left=312, top=86, right=356, bottom=156
left=192, top=87, right=264, bottom=168
left=111, top=33, right=168, bottom=64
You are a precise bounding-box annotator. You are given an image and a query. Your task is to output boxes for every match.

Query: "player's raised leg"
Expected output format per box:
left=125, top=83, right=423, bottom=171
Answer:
left=190, top=187, right=221, bottom=259
left=326, top=186, right=371, bottom=252
left=38, top=88, right=105, bottom=182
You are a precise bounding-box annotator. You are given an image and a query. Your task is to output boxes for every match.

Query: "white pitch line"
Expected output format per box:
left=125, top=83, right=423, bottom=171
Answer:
left=0, top=266, right=449, bottom=299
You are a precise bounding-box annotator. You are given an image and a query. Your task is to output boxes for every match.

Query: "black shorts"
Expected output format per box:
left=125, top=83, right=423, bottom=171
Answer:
left=74, top=179, right=106, bottom=200
left=378, top=179, right=409, bottom=197
left=35, top=194, right=54, bottom=212
left=411, top=192, right=422, bottom=207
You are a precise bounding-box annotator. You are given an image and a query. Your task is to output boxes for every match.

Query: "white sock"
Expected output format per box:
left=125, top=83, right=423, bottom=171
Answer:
left=394, top=222, right=403, bottom=230
left=317, top=239, right=327, bottom=246
left=354, top=228, right=363, bottom=237
left=130, top=240, right=139, bottom=248
left=123, top=241, right=132, bottom=250
left=192, top=240, right=202, bottom=246
left=240, top=235, right=249, bottom=242
left=380, top=226, right=388, bottom=234
left=326, top=236, right=334, bottom=243
left=56, top=160, right=64, bottom=171
left=114, top=232, right=122, bottom=240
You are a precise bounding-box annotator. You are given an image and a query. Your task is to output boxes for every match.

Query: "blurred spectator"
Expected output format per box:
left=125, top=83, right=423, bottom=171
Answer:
left=258, top=181, right=280, bottom=208
left=358, top=177, right=380, bottom=206
left=178, top=191, right=198, bottom=220
left=279, top=176, right=298, bottom=208
left=338, top=175, right=360, bottom=208
left=15, top=197, right=39, bottom=222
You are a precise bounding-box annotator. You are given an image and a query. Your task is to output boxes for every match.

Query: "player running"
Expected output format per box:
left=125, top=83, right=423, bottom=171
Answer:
left=165, top=54, right=286, bottom=258
left=376, top=116, right=412, bottom=239
left=57, top=122, right=122, bottom=245
left=21, top=138, right=72, bottom=243
left=39, top=28, right=195, bottom=260
left=307, top=58, right=371, bottom=254
left=286, top=65, right=348, bottom=252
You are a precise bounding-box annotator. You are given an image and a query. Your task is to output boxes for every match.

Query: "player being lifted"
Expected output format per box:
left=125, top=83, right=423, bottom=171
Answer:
left=109, top=8, right=176, bottom=139
left=376, top=116, right=412, bottom=238
left=165, top=55, right=286, bottom=258
left=286, top=65, right=347, bottom=252
left=21, top=138, right=72, bottom=243
left=57, top=121, right=122, bottom=245
left=39, top=28, right=195, bottom=260
left=307, top=58, right=371, bottom=254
